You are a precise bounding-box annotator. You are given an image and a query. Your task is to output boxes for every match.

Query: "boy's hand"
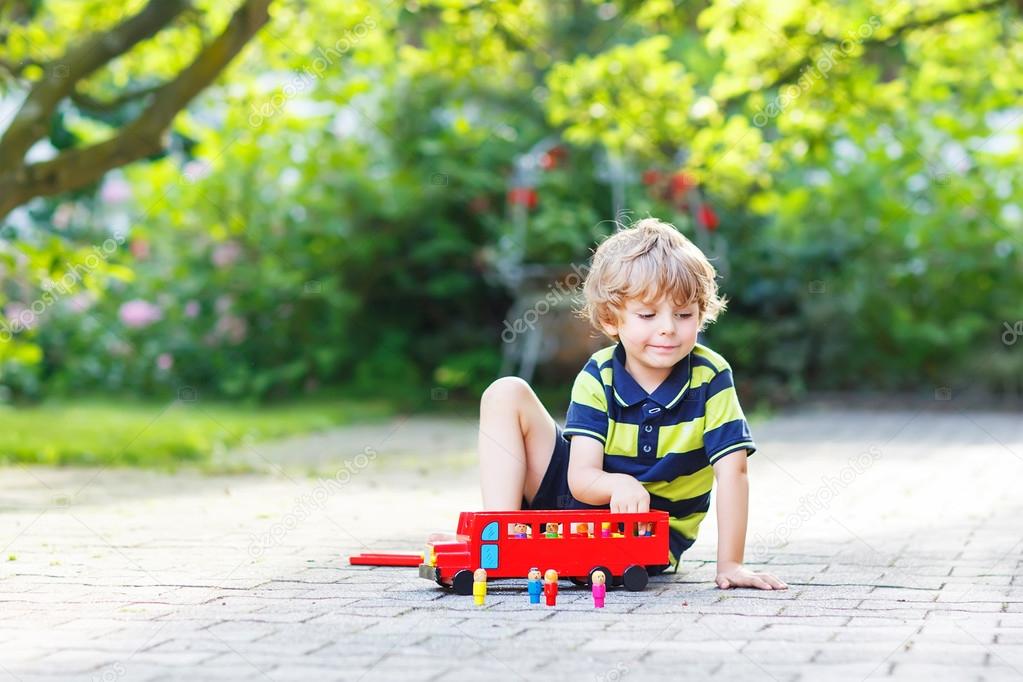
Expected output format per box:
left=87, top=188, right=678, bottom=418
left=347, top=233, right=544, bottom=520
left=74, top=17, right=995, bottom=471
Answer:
left=715, top=563, right=788, bottom=590
left=608, top=476, right=650, bottom=513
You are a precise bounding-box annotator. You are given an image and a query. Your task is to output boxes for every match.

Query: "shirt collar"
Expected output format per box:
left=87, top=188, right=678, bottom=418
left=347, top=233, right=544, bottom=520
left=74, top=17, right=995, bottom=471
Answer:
left=611, top=342, right=692, bottom=409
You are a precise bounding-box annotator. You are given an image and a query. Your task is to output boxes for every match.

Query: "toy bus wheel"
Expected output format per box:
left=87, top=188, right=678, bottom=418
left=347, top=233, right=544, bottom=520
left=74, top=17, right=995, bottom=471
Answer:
left=588, top=565, right=612, bottom=588
left=622, top=564, right=649, bottom=591
left=452, top=569, right=474, bottom=596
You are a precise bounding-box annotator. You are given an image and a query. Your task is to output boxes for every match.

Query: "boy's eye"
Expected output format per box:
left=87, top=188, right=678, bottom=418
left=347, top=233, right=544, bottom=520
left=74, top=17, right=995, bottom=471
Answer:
left=638, top=313, right=655, bottom=319
left=676, top=312, right=693, bottom=319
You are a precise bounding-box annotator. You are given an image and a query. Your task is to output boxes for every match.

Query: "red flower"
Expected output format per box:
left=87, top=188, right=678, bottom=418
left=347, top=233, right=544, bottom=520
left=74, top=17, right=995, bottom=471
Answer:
left=642, top=169, right=662, bottom=186
left=671, top=173, right=695, bottom=194
left=698, top=204, right=720, bottom=232
left=540, top=146, right=567, bottom=171
left=508, top=187, right=538, bottom=209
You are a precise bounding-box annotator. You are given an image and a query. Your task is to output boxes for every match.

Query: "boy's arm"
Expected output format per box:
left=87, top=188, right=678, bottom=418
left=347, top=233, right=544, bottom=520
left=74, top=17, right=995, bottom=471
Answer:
left=713, top=450, right=788, bottom=590
left=567, top=436, right=650, bottom=513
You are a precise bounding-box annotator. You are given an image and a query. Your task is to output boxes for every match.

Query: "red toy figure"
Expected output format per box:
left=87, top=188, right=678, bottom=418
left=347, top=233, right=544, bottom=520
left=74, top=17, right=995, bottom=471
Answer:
left=543, top=569, right=559, bottom=606
left=472, top=568, right=487, bottom=606
left=591, top=570, right=607, bottom=608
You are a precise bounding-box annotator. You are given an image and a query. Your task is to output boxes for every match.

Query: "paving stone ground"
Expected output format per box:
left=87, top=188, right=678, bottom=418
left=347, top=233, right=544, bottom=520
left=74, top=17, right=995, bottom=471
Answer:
left=2, top=406, right=1022, bottom=681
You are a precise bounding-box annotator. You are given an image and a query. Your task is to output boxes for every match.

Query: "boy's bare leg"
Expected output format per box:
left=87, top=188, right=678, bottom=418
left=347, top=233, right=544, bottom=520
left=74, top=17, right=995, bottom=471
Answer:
left=478, top=376, right=557, bottom=510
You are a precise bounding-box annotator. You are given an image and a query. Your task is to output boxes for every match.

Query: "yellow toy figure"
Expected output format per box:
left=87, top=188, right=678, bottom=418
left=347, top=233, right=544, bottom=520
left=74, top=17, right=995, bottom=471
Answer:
left=472, top=568, right=487, bottom=606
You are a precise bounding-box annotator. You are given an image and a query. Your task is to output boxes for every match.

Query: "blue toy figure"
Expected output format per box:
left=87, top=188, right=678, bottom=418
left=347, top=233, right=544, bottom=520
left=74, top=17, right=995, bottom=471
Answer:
left=527, top=567, right=542, bottom=604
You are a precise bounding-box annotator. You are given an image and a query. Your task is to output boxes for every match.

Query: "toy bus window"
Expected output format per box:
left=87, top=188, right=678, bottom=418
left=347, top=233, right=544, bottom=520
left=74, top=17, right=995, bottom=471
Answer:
left=633, top=521, right=655, bottom=537
left=571, top=521, right=592, bottom=537
left=598, top=522, right=625, bottom=538
left=541, top=521, right=562, bottom=538
left=507, top=522, right=531, bottom=539
left=481, top=521, right=499, bottom=541
left=481, top=543, right=498, bottom=569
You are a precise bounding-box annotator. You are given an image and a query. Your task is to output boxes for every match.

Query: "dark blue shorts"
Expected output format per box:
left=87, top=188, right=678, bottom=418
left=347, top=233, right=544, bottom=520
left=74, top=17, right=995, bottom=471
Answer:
left=522, top=424, right=582, bottom=511
left=522, top=424, right=674, bottom=575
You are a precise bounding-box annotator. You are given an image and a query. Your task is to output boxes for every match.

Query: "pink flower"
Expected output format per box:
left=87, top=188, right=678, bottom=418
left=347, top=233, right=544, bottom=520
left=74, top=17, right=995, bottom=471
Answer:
left=100, top=177, right=133, bottom=204
left=3, top=302, right=36, bottom=331
left=119, top=300, right=163, bottom=328
left=67, top=293, right=95, bottom=313
left=211, top=241, right=242, bottom=268
left=184, top=300, right=200, bottom=318
left=156, top=353, right=174, bottom=371
left=214, top=314, right=247, bottom=344
left=130, top=239, right=150, bottom=260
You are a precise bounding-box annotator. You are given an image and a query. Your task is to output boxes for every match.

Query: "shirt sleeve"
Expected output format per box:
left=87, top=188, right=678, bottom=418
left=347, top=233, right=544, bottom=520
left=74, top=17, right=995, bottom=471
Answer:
left=563, top=361, right=609, bottom=445
left=702, top=366, right=756, bottom=464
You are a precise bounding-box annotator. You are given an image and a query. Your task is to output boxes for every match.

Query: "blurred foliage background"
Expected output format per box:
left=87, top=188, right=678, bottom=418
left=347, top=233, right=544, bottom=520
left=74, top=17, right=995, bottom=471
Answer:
left=0, top=0, right=1021, bottom=464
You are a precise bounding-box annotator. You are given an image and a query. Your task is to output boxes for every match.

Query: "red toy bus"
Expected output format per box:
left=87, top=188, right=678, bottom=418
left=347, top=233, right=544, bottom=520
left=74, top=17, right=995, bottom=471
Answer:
left=418, top=510, right=670, bottom=595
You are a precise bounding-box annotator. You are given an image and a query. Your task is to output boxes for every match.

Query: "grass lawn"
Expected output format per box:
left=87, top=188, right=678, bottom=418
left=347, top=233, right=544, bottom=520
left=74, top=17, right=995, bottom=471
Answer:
left=0, top=397, right=393, bottom=468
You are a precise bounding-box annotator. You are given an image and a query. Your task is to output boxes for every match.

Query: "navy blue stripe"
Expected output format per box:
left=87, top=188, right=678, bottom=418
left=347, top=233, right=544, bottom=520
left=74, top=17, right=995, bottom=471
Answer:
left=704, top=369, right=734, bottom=401
left=650, top=491, right=711, bottom=518
left=582, top=359, right=603, bottom=383
left=603, top=453, right=709, bottom=481
left=705, top=419, right=753, bottom=458
left=565, top=402, right=608, bottom=433
left=691, top=354, right=720, bottom=373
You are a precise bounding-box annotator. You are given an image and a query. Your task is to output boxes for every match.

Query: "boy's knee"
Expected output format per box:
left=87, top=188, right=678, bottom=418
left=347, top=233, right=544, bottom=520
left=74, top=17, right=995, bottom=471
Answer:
left=480, top=376, right=533, bottom=410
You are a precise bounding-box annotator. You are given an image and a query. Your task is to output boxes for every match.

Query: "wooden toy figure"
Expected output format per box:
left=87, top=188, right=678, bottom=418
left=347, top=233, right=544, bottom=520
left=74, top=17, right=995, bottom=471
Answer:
left=573, top=522, right=591, bottom=537
left=513, top=522, right=528, bottom=539
left=543, top=569, right=559, bottom=606
left=472, top=568, right=487, bottom=606
left=544, top=522, right=560, bottom=539
left=638, top=521, right=653, bottom=537
left=591, top=570, right=607, bottom=608
left=600, top=521, right=610, bottom=538
left=527, top=567, right=542, bottom=604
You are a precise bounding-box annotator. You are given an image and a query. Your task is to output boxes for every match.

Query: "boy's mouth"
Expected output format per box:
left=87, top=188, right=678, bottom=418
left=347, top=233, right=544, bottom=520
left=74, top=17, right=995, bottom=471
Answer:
left=647, top=344, right=679, bottom=353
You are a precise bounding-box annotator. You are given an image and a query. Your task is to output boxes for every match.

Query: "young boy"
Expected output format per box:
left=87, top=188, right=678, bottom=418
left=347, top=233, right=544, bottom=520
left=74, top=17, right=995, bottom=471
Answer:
left=478, top=218, right=786, bottom=590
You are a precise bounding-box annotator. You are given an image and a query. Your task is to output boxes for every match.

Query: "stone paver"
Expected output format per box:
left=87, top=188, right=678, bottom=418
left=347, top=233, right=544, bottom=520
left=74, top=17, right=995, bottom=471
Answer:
left=1, top=407, right=1022, bottom=681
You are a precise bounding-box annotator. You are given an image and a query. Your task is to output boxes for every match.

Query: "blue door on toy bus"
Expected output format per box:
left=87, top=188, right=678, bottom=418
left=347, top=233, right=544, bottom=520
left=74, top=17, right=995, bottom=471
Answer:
left=479, top=521, right=499, bottom=569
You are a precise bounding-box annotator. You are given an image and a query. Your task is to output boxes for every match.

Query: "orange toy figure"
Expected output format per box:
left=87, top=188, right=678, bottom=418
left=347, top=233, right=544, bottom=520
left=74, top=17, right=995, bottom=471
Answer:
left=543, top=569, right=559, bottom=606
left=512, top=522, right=528, bottom=539
left=573, top=522, right=592, bottom=537
left=472, top=568, right=487, bottom=606
left=591, top=570, right=607, bottom=608
left=544, top=522, right=560, bottom=539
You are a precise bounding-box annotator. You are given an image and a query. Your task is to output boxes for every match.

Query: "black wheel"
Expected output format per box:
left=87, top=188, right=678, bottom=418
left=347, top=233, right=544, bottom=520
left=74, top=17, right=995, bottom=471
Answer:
left=451, top=569, right=474, bottom=595
left=588, top=565, right=612, bottom=588
left=622, top=564, right=649, bottom=591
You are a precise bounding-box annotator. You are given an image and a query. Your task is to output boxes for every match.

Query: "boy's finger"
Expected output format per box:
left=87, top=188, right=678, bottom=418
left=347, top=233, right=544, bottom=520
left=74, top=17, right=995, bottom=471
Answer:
left=763, top=574, right=788, bottom=590
left=751, top=576, right=773, bottom=590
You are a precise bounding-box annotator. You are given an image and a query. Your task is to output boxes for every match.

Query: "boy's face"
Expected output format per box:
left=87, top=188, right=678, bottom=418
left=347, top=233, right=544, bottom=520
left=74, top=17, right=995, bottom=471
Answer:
left=601, top=297, right=701, bottom=377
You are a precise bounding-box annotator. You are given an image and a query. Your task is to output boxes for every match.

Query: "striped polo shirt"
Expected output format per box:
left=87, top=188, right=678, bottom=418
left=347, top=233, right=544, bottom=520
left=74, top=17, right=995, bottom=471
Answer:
left=563, top=342, right=756, bottom=565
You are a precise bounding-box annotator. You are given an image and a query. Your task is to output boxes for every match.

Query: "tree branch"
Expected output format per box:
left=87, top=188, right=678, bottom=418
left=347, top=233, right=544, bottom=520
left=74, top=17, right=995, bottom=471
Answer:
left=0, top=0, right=273, bottom=219
left=717, top=0, right=1011, bottom=111
left=70, top=84, right=163, bottom=114
left=0, top=0, right=189, bottom=171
